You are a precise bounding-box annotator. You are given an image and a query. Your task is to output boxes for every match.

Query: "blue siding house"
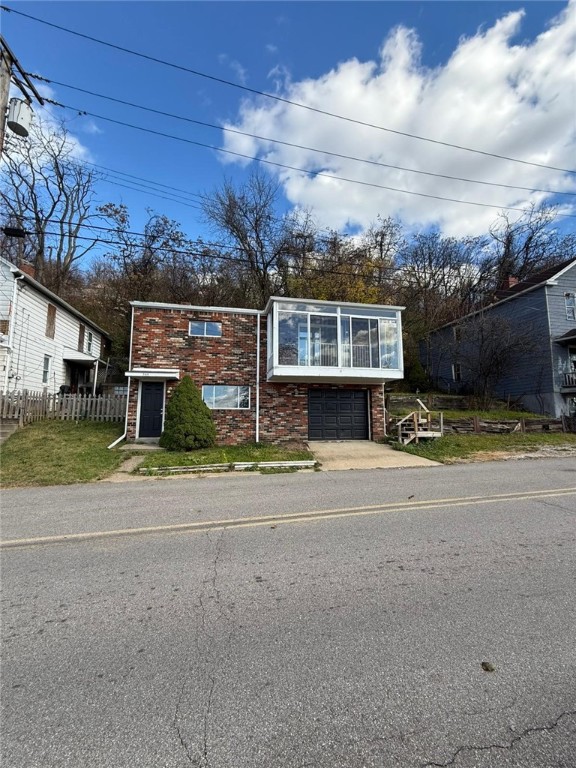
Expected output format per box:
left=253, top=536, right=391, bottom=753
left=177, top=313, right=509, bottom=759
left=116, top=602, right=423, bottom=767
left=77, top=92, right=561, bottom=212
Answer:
left=423, top=258, right=576, bottom=417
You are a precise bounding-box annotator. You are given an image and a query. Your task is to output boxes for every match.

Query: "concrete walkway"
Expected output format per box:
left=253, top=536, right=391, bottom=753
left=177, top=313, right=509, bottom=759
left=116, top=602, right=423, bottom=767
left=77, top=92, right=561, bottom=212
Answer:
left=308, top=440, right=441, bottom=470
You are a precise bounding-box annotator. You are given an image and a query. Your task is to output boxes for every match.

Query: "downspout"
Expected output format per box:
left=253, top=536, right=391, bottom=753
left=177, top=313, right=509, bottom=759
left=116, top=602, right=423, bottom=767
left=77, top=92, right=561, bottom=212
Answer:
left=108, top=305, right=134, bottom=449
left=92, top=358, right=99, bottom=395
left=255, top=312, right=261, bottom=443
left=3, top=274, right=24, bottom=393
left=382, top=383, right=387, bottom=437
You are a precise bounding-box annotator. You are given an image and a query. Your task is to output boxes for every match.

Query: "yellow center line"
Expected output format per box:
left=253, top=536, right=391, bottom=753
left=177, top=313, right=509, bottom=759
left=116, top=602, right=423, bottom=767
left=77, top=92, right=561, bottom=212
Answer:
left=1, top=487, right=575, bottom=549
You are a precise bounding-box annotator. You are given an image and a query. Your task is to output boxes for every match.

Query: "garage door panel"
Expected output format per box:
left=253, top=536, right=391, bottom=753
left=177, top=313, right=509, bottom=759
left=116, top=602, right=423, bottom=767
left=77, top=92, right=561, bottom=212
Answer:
left=308, top=389, right=368, bottom=440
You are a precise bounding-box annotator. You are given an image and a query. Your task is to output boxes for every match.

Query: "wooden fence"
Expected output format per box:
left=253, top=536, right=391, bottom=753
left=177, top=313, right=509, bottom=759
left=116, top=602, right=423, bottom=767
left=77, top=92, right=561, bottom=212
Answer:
left=1, top=390, right=127, bottom=425
left=420, top=415, right=567, bottom=434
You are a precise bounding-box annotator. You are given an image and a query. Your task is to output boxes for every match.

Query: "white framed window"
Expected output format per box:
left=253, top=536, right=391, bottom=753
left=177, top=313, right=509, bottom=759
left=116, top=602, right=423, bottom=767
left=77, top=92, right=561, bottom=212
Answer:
left=565, top=293, right=576, bottom=321
left=87, top=331, right=93, bottom=353
left=42, top=355, right=52, bottom=384
left=189, top=320, right=222, bottom=337
left=202, top=385, right=250, bottom=409
left=452, top=362, right=462, bottom=382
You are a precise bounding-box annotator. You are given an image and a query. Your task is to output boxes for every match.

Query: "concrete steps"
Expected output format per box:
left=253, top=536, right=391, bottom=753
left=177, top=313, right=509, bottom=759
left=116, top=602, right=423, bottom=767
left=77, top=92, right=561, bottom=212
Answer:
left=0, top=418, right=20, bottom=445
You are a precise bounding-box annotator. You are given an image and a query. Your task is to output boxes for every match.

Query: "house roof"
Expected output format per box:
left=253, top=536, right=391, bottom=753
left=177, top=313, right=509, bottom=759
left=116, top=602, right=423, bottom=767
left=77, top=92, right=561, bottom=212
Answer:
left=555, top=328, right=576, bottom=344
left=131, top=297, right=405, bottom=315
left=1, top=257, right=111, bottom=340
left=493, top=257, right=576, bottom=301
left=433, top=257, right=576, bottom=331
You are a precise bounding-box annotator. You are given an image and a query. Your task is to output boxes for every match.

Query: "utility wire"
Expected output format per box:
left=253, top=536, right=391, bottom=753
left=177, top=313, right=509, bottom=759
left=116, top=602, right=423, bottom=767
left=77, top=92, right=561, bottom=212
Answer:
left=44, top=101, right=576, bottom=218
left=30, top=75, right=575, bottom=198
left=83, top=160, right=203, bottom=202
left=21, top=218, right=566, bottom=299
left=4, top=4, right=575, bottom=175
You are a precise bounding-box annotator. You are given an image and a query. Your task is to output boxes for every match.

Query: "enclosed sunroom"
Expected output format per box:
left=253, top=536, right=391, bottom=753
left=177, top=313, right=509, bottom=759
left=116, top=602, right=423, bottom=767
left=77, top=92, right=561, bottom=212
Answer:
left=265, top=298, right=404, bottom=383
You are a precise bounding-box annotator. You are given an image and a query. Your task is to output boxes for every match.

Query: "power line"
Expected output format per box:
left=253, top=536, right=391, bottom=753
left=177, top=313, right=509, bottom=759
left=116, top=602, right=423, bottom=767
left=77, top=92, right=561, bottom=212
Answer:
left=31, top=75, right=576, bottom=198
left=83, top=160, right=203, bottom=202
left=4, top=4, right=575, bottom=175
left=98, top=175, right=203, bottom=211
left=22, top=217, right=573, bottom=297
left=45, top=101, right=576, bottom=218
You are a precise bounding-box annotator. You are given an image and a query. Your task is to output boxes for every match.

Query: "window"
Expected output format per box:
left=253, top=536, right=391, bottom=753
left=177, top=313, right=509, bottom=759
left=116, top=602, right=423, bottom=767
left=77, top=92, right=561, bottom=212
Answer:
left=87, top=331, right=93, bottom=354
left=202, top=385, right=250, bottom=409
left=78, top=323, right=85, bottom=352
left=42, top=355, right=51, bottom=385
left=452, top=363, right=462, bottom=382
left=46, top=304, right=56, bottom=339
left=565, top=293, right=576, bottom=321
left=277, top=309, right=399, bottom=370
left=189, top=320, right=222, bottom=337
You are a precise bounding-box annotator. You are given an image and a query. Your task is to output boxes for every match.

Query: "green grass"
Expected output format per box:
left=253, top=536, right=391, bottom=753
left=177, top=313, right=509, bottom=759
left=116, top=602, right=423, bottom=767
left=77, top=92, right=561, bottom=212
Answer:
left=0, top=420, right=125, bottom=487
left=395, top=432, right=576, bottom=463
left=392, top=408, right=544, bottom=420
left=138, top=442, right=313, bottom=470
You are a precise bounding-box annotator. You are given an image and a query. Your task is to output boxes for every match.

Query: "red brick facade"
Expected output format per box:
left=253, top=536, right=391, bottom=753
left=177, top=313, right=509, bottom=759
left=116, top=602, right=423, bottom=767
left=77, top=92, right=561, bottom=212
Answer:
left=127, top=305, right=386, bottom=444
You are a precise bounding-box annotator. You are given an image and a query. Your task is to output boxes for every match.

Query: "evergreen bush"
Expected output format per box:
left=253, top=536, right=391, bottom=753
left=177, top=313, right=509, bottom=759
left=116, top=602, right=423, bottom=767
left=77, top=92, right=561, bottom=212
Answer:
left=159, top=376, right=216, bottom=451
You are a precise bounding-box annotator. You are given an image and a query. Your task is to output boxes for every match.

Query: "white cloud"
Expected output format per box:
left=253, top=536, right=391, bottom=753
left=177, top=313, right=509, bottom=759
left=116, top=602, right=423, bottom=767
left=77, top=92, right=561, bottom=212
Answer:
left=266, top=43, right=278, bottom=54
left=218, top=53, right=248, bottom=85
left=221, top=2, right=576, bottom=236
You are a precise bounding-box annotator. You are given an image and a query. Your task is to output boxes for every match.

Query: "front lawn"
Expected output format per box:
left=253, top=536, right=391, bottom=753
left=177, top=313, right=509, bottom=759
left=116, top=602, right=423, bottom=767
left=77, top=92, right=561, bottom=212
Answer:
left=137, top=443, right=313, bottom=470
left=395, top=432, right=576, bottom=463
left=0, top=420, right=125, bottom=487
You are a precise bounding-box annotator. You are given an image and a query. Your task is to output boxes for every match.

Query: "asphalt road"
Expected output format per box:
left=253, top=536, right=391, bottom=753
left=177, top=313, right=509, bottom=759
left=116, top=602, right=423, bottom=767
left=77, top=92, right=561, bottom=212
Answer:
left=1, top=458, right=576, bottom=767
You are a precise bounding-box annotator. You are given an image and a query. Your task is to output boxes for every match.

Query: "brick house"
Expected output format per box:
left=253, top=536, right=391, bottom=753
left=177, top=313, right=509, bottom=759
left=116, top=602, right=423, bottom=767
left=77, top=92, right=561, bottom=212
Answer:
left=125, top=297, right=404, bottom=444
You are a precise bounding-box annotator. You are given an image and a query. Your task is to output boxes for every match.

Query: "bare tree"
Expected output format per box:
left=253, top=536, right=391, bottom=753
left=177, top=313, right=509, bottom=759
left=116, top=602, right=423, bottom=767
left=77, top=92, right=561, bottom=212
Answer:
left=0, top=116, right=102, bottom=293
left=480, top=205, right=575, bottom=291
left=451, top=313, right=538, bottom=405
left=201, top=171, right=294, bottom=307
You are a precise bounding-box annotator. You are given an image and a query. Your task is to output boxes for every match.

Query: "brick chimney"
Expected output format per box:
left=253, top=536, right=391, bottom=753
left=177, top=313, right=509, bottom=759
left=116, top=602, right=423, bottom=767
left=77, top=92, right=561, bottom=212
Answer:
left=18, top=261, right=36, bottom=279
left=501, top=275, right=519, bottom=289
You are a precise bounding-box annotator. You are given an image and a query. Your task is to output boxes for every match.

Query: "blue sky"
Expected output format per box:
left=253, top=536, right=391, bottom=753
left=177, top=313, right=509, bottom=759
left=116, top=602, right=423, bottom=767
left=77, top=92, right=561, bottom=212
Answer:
left=2, top=1, right=575, bottom=245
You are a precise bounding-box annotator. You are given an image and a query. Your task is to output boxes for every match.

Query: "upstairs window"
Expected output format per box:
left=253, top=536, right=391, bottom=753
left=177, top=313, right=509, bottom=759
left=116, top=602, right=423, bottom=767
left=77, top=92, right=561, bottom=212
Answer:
left=46, top=304, right=56, bottom=339
left=565, top=293, right=576, bottom=321
left=87, top=331, right=93, bottom=354
left=189, top=320, right=222, bottom=337
left=452, top=362, right=462, bottom=382
left=78, top=323, right=85, bottom=352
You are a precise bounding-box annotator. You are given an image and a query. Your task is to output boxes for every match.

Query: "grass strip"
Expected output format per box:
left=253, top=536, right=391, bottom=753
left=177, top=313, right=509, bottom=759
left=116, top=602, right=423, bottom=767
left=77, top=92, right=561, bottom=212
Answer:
left=0, top=421, right=125, bottom=487
left=394, top=432, right=576, bottom=463
left=137, top=443, right=312, bottom=470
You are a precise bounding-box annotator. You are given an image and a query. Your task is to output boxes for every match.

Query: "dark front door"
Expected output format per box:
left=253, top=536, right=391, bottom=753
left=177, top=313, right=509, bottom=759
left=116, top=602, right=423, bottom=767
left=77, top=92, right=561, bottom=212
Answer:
left=139, top=381, right=164, bottom=437
left=308, top=389, right=369, bottom=440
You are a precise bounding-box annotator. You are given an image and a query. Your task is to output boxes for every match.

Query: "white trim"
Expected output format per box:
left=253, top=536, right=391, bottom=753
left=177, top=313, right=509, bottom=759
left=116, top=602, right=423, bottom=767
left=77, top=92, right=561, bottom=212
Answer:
left=264, top=295, right=405, bottom=314
left=130, top=300, right=261, bottom=315
left=125, top=368, right=180, bottom=379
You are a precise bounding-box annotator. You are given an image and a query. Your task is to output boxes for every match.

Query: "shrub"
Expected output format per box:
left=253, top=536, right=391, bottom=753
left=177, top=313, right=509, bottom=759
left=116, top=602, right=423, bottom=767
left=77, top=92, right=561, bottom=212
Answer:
left=159, top=376, right=216, bottom=451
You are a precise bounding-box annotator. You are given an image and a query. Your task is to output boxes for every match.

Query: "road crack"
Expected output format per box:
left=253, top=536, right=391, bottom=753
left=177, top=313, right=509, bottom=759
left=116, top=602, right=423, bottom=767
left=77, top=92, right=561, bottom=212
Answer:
left=172, top=531, right=226, bottom=766
left=421, top=710, right=576, bottom=767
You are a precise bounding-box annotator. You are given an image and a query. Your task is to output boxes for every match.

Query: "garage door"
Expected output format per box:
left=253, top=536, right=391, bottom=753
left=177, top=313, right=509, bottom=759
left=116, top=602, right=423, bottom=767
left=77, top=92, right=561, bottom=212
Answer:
left=308, top=389, right=369, bottom=440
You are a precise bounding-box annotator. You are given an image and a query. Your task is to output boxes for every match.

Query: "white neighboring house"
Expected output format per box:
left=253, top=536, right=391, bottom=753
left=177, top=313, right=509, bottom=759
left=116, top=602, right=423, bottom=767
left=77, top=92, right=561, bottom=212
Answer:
left=0, top=257, right=111, bottom=394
